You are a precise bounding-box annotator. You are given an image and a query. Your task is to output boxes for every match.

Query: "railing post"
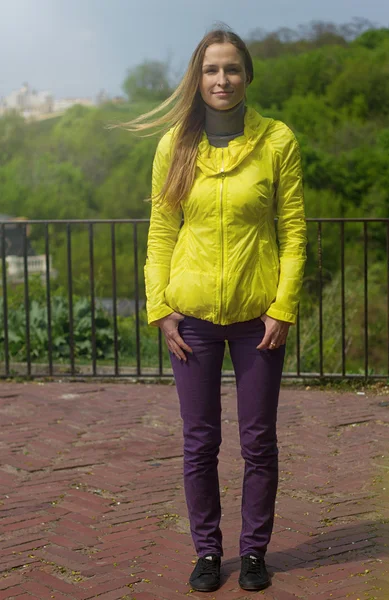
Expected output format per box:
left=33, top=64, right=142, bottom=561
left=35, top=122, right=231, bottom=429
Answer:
left=317, top=221, right=323, bottom=378
left=89, top=223, right=97, bottom=376
left=23, top=224, right=31, bottom=377
left=296, top=309, right=301, bottom=377
left=340, top=221, right=346, bottom=377
left=45, top=224, right=53, bottom=376
left=387, top=221, right=389, bottom=378
left=67, top=224, right=75, bottom=376
left=133, top=222, right=141, bottom=377
left=158, top=327, right=163, bottom=377
left=111, top=223, right=119, bottom=376
left=1, top=224, right=9, bottom=377
left=363, top=222, right=368, bottom=379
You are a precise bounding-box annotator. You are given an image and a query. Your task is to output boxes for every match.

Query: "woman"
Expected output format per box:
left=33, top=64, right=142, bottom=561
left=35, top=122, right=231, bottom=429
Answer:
left=122, top=28, right=306, bottom=593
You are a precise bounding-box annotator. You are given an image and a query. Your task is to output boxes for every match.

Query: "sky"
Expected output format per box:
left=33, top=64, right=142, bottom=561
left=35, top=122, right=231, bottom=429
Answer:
left=1, top=0, right=388, bottom=101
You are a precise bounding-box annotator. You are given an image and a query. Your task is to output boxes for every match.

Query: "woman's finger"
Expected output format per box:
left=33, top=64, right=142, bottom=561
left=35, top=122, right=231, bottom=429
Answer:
left=258, top=328, right=282, bottom=350
left=257, top=317, right=291, bottom=350
left=257, top=329, right=273, bottom=350
left=269, top=338, right=280, bottom=350
left=171, top=332, right=193, bottom=355
left=169, top=339, right=187, bottom=362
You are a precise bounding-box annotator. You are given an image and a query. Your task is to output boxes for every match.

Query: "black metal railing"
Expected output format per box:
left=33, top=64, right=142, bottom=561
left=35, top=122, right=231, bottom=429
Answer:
left=0, top=218, right=388, bottom=380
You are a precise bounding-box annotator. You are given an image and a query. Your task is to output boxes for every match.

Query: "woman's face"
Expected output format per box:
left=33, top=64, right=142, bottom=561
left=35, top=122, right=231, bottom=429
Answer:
left=199, top=42, right=247, bottom=111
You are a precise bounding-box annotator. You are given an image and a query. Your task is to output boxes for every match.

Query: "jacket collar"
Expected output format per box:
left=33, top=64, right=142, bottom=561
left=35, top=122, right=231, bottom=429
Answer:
left=196, top=106, right=273, bottom=176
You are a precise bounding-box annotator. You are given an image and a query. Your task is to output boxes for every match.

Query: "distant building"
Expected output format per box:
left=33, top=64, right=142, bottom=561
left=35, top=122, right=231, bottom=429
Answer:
left=95, top=90, right=126, bottom=106
left=0, top=83, right=95, bottom=120
left=0, top=82, right=54, bottom=118
left=110, top=96, right=126, bottom=105
left=52, top=97, right=94, bottom=113
left=0, top=215, right=56, bottom=283
left=97, top=298, right=145, bottom=317
left=96, top=89, right=110, bottom=105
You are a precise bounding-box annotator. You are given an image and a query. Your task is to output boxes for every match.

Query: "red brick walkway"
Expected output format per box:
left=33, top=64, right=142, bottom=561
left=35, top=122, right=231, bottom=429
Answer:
left=0, top=382, right=388, bottom=600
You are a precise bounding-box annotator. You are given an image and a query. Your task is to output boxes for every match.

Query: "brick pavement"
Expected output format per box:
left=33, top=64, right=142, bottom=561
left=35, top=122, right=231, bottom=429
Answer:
left=0, top=381, right=388, bottom=600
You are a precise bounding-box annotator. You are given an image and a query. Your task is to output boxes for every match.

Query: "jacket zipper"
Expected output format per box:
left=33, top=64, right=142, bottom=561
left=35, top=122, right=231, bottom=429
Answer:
left=219, top=149, right=225, bottom=322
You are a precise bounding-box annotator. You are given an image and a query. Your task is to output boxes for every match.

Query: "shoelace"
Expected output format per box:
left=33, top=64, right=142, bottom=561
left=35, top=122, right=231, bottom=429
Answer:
left=198, top=557, right=219, bottom=574
left=242, top=556, right=265, bottom=576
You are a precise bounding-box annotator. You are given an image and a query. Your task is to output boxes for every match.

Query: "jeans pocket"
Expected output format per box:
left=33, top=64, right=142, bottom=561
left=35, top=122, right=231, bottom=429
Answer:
left=177, top=315, right=186, bottom=330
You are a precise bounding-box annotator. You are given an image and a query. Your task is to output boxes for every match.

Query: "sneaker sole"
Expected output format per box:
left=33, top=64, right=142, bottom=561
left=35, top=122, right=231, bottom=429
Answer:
left=238, top=579, right=270, bottom=591
left=189, top=582, right=221, bottom=592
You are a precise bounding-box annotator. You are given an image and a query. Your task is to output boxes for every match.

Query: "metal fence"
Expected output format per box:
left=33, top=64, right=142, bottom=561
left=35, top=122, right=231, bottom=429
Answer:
left=0, top=218, right=388, bottom=380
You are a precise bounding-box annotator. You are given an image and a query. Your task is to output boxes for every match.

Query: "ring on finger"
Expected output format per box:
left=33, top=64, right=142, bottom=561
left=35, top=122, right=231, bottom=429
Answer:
left=270, top=341, right=277, bottom=348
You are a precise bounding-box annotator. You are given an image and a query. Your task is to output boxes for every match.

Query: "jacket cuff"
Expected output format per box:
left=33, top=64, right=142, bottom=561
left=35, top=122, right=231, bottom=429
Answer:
left=147, top=305, right=174, bottom=326
left=265, top=305, right=297, bottom=324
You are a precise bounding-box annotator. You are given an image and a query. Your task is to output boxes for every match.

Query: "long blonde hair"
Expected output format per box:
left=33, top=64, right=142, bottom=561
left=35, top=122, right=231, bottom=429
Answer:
left=109, top=29, right=254, bottom=210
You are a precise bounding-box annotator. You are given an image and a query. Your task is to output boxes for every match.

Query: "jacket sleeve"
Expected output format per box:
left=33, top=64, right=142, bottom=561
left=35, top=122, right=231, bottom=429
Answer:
left=265, top=132, right=307, bottom=324
left=144, top=133, right=182, bottom=325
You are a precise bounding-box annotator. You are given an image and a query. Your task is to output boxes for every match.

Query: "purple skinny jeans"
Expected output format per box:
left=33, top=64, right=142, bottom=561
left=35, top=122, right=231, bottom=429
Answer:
left=169, top=315, right=285, bottom=558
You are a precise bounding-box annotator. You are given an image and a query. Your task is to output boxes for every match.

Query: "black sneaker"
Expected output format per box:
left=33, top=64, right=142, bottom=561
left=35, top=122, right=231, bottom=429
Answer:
left=189, top=554, right=221, bottom=592
left=238, top=554, right=270, bottom=591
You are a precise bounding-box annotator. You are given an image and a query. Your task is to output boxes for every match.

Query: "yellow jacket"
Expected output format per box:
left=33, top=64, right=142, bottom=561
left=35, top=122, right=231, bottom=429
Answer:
left=144, top=106, right=307, bottom=326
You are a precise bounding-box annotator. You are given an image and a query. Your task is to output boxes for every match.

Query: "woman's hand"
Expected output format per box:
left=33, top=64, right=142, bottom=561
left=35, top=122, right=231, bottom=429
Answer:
left=257, top=314, right=290, bottom=350
left=155, top=312, right=193, bottom=362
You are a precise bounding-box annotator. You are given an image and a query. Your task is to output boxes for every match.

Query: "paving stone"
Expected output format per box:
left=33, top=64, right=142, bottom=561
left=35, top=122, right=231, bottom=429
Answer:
left=0, top=382, right=388, bottom=599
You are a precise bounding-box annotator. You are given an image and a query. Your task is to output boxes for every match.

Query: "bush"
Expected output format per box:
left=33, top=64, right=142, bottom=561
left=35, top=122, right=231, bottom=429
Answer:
left=0, top=293, right=116, bottom=361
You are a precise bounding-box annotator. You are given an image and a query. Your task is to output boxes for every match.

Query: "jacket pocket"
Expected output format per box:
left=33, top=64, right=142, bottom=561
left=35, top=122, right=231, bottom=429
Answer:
left=266, top=222, right=280, bottom=273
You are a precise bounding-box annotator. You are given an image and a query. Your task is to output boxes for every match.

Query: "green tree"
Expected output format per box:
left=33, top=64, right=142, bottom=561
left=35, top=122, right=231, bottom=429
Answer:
left=326, top=43, right=389, bottom=116
left=122, top=60, right=172, bottom=103
left=353, top=27, right=389, bottom=49
left=0, top=111, right=27, bottom=165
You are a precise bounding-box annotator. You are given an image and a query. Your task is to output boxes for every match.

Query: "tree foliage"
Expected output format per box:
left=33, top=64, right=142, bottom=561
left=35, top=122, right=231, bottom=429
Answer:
left=0, top=20, right=388, bottom=373
left=122, top=60, right=172, bottom=102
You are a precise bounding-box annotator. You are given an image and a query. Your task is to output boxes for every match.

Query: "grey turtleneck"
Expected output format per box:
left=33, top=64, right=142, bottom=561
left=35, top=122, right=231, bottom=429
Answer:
left=204, top=100, right=246, bottom=148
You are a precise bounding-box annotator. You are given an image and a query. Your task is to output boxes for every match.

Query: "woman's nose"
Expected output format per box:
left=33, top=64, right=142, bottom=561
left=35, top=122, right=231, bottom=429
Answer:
left=217, top=71, right=229, bottom=87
